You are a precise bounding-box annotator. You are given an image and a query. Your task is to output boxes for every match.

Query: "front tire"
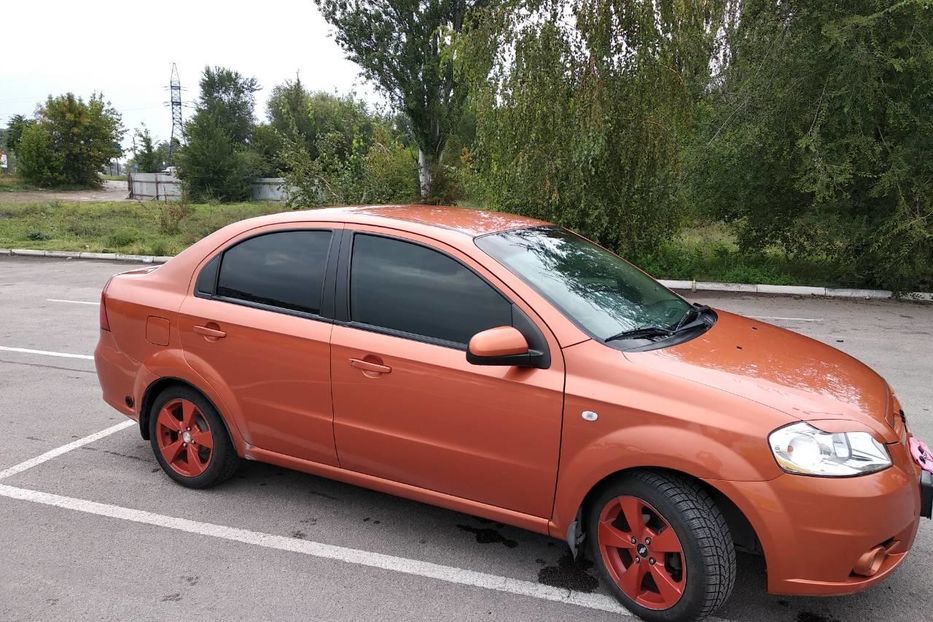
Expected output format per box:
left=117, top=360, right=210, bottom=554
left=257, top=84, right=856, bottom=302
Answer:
left=587, top=471, right=735, bottom=622
left=149, top=386, right=239, bottom=488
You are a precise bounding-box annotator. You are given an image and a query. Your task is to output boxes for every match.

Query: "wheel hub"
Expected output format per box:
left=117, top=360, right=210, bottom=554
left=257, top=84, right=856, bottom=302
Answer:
left=182, top=430, right=192, bottom=444
left=597, top=495, right=687, bottom=610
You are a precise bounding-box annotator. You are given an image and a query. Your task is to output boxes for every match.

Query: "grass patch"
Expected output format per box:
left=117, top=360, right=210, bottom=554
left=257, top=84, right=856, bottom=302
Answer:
left=0, top=199, right=285, bottom=256
left=635, top=222, right=854, bottom=287
left=0, top=175, right=37, bottom=192
left=0, top=198, right=881, bottom=288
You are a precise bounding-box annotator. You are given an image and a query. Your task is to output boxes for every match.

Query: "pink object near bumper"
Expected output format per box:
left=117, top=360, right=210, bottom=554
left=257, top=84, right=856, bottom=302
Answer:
left=909, top=437, right=933, bottom=474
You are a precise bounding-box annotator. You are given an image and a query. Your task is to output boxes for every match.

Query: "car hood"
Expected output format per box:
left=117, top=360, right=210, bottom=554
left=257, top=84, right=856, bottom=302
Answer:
left=624, top=310, right=897, bottom=441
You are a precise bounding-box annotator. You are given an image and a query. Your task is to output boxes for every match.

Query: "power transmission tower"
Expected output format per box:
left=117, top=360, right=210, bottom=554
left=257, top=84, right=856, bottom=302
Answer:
left=169, top=63, right=183, bottom=159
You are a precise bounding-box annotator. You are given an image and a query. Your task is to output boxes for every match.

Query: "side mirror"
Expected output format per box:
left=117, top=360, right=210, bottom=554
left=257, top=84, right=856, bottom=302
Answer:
left=466, top=326, right=542, bottom=367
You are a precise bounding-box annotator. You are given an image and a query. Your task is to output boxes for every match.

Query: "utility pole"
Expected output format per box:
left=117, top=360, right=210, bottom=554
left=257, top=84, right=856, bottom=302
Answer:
left=169, top=63, right=183, bottom=160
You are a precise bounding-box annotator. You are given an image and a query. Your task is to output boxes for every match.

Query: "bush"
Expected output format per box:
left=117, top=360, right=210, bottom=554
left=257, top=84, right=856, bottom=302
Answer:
left=16, top=124, right=63, bottom=187
left=158, top=202, right=193, bottom=235
left=16, top=94, right=123, bottom=188
left=106, top=228, right=138, bottom=248
left=283, top=126, right=418, bottom=207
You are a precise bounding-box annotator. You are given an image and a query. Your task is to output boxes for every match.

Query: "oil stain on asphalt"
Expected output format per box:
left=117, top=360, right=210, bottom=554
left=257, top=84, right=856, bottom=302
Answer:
left=456, top=524, right=518, bottom=548
left=537, top=552, right=599, bottom=593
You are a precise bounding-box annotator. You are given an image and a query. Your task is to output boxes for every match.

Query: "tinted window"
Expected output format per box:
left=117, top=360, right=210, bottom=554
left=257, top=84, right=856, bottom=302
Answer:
left=195, top=255, right=220, bottom=295
left=350, top=234, right=511, bottom=345
left=217, top=230, right=332, bottom=314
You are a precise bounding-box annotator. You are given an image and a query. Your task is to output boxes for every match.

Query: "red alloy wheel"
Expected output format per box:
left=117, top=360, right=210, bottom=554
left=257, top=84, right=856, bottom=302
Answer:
left=155, top=398, right=214, bottom=477
left=597, top=495, right=687, bottom=610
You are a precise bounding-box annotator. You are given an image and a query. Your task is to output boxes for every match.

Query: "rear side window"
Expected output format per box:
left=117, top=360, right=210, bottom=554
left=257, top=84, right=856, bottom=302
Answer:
left=350, top=234, right=511, bottom=345
left=215, top=230, right=332, bottom=315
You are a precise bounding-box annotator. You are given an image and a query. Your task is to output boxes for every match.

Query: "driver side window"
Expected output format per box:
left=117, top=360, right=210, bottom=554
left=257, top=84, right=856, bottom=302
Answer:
left=349, top=234, right=512, bottom=346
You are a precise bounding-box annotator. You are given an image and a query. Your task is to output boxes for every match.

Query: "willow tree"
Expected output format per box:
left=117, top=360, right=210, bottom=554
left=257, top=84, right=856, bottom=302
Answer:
left=691, top=0, right=933, bottom=291
left=460, top=0, right=728, bottom=256
left=315, top=0, right=485, bottom=200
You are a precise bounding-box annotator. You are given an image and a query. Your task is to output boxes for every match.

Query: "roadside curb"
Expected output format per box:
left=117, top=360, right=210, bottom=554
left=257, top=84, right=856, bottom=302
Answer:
left=2, top=247, right=931, bottom=302
left=1, top=248, right=172, bottom=264
left=656, top=278, right=933, bottom=302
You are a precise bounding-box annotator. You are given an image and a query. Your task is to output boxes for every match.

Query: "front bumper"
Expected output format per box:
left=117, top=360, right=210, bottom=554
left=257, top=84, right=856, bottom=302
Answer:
left=710, top=460, right=924, bottom=596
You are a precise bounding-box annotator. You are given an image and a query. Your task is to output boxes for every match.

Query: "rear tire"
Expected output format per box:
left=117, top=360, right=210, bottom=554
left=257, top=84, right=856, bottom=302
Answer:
left=587, top=471, right=735, bottom=622
left=148, top=386, right=239, bottom=488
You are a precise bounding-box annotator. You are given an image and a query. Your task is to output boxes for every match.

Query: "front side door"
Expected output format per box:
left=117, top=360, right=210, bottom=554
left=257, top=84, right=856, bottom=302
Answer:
left=330, top=229, right=565, bottom=518
left=179, top=225, right=341, bottom=465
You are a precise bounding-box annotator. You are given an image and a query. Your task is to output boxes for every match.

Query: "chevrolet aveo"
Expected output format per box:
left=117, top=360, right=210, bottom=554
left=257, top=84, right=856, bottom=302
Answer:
left=95, top=205, right=932, bottom=621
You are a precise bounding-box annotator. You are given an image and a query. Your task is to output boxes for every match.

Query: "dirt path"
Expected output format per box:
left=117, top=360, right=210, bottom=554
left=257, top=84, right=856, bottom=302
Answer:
left=0, top=180, right=130, bottom=204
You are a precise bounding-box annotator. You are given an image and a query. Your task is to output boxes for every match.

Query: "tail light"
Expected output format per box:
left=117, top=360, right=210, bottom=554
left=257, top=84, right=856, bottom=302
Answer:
left=100, top=278, right=113, bottom=331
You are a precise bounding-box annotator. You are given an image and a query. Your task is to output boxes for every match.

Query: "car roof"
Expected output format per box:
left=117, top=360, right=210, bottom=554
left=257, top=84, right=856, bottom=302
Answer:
left=275, top=204, right=549, bottom=237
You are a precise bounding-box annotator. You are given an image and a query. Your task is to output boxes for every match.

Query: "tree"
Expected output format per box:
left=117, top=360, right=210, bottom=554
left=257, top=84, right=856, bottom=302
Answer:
left=16, top=93, right=123, bottom=187
left=176, top=66, right=261, bottom=201
left=132, top=126, right=163, bottom=173
left=691, top=0, right=933, bottom=290
left=270, top=81, right=418, bottom=205
left=16, top=123, right=63, bottom=186
left=460, top=0, right=726, bottom=256
left=4, top=114, right=34, bottom=154
left=197, top=66, right=259, bottom=144
left=315, top=0, right=483, bottom=199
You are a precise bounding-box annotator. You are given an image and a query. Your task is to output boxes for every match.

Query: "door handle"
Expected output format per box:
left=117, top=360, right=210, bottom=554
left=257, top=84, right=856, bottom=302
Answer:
left=194, top=324, right=226, bottom=340
left=349, top=357, right=391, bottom=375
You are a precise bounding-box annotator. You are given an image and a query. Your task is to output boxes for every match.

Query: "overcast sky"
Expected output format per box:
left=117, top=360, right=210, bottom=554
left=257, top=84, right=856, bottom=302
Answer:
left=0, top=0, right=378, bottom=151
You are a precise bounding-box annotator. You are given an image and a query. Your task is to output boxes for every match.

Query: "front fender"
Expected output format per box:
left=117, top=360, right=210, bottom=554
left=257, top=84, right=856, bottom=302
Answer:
left=550, top=425, right=780, bottom=536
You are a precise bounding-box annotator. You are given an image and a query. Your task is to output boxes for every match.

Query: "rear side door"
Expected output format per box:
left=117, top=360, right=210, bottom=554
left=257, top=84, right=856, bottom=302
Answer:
left=329, top=228, right=565, bottom=518
left=178, top=224, right=341, bottom=465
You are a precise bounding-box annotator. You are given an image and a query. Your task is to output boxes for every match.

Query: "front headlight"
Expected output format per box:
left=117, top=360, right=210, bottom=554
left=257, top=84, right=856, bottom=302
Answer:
left=769, top=422, right=891, bottom=476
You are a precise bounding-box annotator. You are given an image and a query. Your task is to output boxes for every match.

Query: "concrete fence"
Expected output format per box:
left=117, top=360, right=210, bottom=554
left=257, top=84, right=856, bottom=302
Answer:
left=128, top=174, right=291, bottom=203
left=129, top=173, right=182, bottom=200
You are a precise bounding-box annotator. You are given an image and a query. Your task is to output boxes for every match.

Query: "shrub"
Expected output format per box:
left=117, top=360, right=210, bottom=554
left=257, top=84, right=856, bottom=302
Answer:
left=158, top=202, right=193, bottom=235
left=16, top=94, right=123, bottom=188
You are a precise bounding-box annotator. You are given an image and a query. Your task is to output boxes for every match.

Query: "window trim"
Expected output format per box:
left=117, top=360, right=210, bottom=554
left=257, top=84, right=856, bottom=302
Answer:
left=337, top=229, right=550, bottom=366
left=194, top=227, right=339, bottom=322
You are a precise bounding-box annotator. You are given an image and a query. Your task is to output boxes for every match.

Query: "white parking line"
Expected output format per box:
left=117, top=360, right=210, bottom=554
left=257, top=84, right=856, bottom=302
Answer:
left=0, top=420, right=135, bottom=481
left=0, top=419, right=629, bottom=616
left=0, top=482, right=629, bottom=615
left=0, top=420, right=731, bottom=620
left=0, top=346, right=93, bottom=360
left=47, top=298, right=99, bottom=306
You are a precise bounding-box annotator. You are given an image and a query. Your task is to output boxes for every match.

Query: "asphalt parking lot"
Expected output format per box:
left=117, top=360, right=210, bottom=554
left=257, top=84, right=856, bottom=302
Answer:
left=1, top=256, right=931, bottom=622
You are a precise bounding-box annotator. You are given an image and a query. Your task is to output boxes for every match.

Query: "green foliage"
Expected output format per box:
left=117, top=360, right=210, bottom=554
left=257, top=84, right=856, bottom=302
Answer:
left=4, top=114, right=34, bottom=153
left=250, top=123, right=284, bottom=177
left=275, top=86, right=418, bottom=206
left=690, top=0, right=933, bottom=291
left=158, top=201, right=193, bottom=235
left=177, top=115, right=255, bottom=202
left=177, top=67, right=261, bottom=202
left=16, top=124, right=64, bottom=187
left=196, top=66, right=259, bottom=144
left=132, top=126, right=164, bottom=173
left=314, top=0, right=483, bottom=198
left=0, top=199, right=284, bottom=256
left=284, top=123, right=418, bottom=206
left=15, top=94, right=124, bottom=188
left=460, top=0, right=725, bottom=257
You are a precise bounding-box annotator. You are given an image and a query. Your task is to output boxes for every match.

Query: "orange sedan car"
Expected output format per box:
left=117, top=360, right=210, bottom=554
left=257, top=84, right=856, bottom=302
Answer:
left=95, top=205, right=932, bottom=622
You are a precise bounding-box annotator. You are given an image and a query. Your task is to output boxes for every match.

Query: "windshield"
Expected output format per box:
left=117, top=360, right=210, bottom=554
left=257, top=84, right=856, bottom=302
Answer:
left=475, top=227, right=691, bottom=341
